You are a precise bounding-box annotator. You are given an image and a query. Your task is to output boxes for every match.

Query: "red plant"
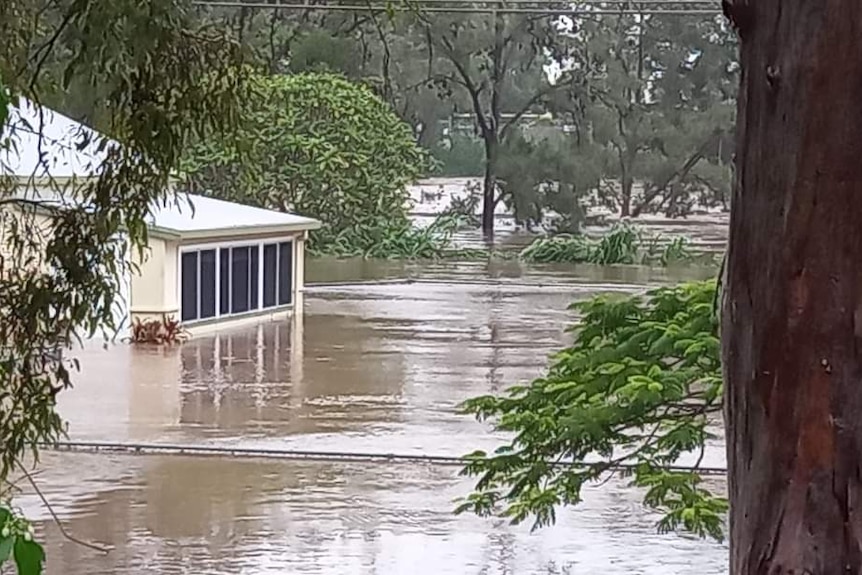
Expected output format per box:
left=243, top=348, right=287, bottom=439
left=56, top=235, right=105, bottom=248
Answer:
left=129, top=315, right=189, bottom=345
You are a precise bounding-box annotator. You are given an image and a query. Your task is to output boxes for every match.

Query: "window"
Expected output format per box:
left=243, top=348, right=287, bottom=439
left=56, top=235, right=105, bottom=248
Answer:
left=278, top=242, right=293, bottom=306
left=181, top=249, right=217, bottom=322
left=262, top=241, right=293, bottom=309
left=179, top=240, right=295, bottom=324
left=200, top=250, right=216, bottom=319
left=231, top=246, right=250, bottom=314
left=262, top=244, right=277, bottom=308
left=180, top=252, right=198, bottom=322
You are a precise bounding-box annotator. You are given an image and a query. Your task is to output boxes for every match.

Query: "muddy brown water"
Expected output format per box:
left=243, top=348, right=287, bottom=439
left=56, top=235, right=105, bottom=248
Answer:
left=18, top=219, right=729, bottom=574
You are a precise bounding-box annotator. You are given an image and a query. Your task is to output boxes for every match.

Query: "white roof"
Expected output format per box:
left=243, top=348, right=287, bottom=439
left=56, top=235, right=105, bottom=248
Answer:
left=2, top=99, right=320, bottom=237
left=150, top=194, right=319, bottom=235
left=1, top=98, right=109, bottom=179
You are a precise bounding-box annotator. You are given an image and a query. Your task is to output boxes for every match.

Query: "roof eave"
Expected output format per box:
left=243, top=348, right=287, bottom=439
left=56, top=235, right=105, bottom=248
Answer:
left=158, top=221, right=322, bottom=242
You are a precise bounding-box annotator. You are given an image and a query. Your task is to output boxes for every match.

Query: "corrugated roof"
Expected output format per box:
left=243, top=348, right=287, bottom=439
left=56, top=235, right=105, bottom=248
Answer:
left=150, top=194, right=319, bottom=235
left=1, top=99, right=320, bottom=235
left=1, top=98, right=108, bottom=179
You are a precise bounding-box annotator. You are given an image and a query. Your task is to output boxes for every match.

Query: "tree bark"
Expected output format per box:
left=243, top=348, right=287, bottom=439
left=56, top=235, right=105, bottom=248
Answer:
left=722, top=2, right=862, bottom=574
left=620, top=171, right=632, bottom=218
left=482, top=136, right=498, bottom=237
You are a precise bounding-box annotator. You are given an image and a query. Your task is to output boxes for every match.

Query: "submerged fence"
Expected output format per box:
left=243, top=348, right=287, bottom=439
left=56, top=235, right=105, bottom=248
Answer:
left=44, top=440, right=728, bottom=477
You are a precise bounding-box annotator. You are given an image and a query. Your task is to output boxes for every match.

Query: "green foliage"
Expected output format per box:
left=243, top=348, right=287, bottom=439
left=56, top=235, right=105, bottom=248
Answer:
left=457, top=281, right=726, bottom=540
left=308, top=214, right=465, bottom=259
left=1, top=0, right=245, bottom=481
left=0, top=505, right=43, bottom=575
left=431, top=133, right=485, bottom=177
left=439, top=188, right=481, bottom=228
left=1, top=1, right=247, bottom=570
left=497, top=127, right=597, bottom=232
left=183, top=72, right=433, bottom=256
left=519, top=223, right=700, bottom=266
left=557, top=14, right=737, bottom=216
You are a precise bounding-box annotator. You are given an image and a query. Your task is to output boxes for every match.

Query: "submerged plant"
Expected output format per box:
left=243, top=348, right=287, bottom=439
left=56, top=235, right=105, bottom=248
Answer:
left=519, top=223, right=701, bottom=267
left=129, top=316, right=189, bottom=345
left=309, top=214, right=467, bottom=259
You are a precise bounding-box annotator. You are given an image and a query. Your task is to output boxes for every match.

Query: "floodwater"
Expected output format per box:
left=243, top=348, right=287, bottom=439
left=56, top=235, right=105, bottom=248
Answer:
left=16, top=209, right=730, bottom=574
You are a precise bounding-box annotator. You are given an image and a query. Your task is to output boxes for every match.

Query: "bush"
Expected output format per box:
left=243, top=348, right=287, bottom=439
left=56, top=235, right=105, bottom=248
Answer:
left=183, top=72, right=432, bottom=257
left=519, top=223, right=700, bottom=266
left=308, top=215, right=466, bottom=259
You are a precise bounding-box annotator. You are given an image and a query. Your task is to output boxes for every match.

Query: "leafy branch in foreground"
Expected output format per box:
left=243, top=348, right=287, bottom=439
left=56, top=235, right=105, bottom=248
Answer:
left=456, top=281, right=727, bottom=540
left=0, top=503, right=42, bottom=575
left=2, top=0, right=248, bottom=571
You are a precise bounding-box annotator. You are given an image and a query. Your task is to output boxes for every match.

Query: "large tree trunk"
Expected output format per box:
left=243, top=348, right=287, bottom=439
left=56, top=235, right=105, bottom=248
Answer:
left=722, top=2, right=862, bottom=573
left=482, top=137, right=498, bottom=237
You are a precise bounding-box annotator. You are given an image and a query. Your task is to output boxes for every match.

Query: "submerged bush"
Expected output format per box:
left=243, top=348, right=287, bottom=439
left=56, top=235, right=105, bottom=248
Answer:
left=520, top=223, right=702, bottom=266
left=309, top=215, right=466, bottom=259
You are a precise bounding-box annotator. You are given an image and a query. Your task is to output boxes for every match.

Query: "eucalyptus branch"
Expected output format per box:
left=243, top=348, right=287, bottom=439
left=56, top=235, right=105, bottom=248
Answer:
left=17, top=463, right=110, bottom=555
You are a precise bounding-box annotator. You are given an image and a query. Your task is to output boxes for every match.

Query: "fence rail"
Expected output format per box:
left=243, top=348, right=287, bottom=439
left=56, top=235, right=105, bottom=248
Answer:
left=44, top=440, right=728, bottom=476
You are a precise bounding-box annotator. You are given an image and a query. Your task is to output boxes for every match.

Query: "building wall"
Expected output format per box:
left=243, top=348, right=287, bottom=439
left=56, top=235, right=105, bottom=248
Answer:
left=130, top=229, right=309, bottom=335
left=128, top=236, right=180, bottom=324
left=1, top=203, right=133, bottom=335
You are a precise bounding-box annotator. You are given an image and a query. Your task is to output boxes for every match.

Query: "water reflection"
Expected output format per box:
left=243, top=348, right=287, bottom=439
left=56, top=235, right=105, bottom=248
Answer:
left=24, top=452, right=726, bottom=575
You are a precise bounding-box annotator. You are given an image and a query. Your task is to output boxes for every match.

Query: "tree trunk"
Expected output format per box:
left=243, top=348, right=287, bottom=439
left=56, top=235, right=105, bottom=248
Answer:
left=482, top=137, right=498, bottom=237
left=620, top=172, right=633, bottom=218
left=722, top=2, right=862, bottom=574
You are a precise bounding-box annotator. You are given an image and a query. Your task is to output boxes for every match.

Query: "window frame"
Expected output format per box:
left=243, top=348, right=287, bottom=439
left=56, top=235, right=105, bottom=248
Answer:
left=177, top=237, right=295, bottom=325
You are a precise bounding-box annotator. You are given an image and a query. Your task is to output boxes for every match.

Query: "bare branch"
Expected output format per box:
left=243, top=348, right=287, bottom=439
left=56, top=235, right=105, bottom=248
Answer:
left=17, top=462, right=111, bottom=555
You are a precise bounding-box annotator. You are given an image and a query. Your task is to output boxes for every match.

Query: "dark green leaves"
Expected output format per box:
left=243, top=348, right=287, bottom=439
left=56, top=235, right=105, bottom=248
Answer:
left=0, top=536, right=13, bottom=563
left=458, top=280, right=727, bottom=540
left=13, top=539, right=44, bottom=575
left=183, top=72, right=434, bottom=259
left=0, top=2, right=247, bottom=570
left=0, top=506, right=43, bottom=574
left=519, top=222, right=715, bottom=266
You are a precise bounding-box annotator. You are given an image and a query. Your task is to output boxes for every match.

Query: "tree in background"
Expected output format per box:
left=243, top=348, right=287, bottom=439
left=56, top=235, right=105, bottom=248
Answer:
left=182, top=72, right=428, bottom=254
left=557, top=13, right=737, bottom=217
left=407, top=9, right=579, bottom=236
left=496, top=124, right=602, bottom=232
left=0, top=0, right=246, bottom=572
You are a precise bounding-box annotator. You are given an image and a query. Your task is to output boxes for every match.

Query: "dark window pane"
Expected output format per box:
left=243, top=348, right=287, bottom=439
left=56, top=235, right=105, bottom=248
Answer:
left=199, top=250, right=216, bottom=319
left=231, top=246, right=250, bottom=313
left=263, top=244, right=277, bottom=308
left=250, top=245, right=259, bottom=310
left=181, top=252, right=198, bottom=322
left=219, top=248, right=230, bottom=315
left=278, top=241, right=293, bottom=306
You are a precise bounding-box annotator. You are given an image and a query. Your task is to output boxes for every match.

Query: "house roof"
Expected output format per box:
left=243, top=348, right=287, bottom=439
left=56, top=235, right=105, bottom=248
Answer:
left=149, top=194, right=320, bottom=239
left=1, top=98, right=108, bottom=179
left=2, top=99, right=320, bottom=238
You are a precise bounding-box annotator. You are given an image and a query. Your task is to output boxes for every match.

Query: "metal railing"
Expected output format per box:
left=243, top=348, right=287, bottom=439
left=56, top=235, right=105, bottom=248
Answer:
left=45, top=440, right=728, bottom=476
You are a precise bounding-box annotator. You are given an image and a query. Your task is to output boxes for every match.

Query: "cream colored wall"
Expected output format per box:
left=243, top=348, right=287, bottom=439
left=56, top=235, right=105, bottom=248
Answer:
left=293, top=233, right=306, bottom=311
left=129, top=236, right=179, bottom=324
left=130, top=229, right=309, bottom=331
left=163, top=240, right=179, bottom=313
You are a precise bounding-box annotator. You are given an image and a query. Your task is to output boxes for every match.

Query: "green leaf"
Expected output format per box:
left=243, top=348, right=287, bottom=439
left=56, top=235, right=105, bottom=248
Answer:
left=0, top=536, right=14, bottom=563
left=13, top=539, right=44, bottom=575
